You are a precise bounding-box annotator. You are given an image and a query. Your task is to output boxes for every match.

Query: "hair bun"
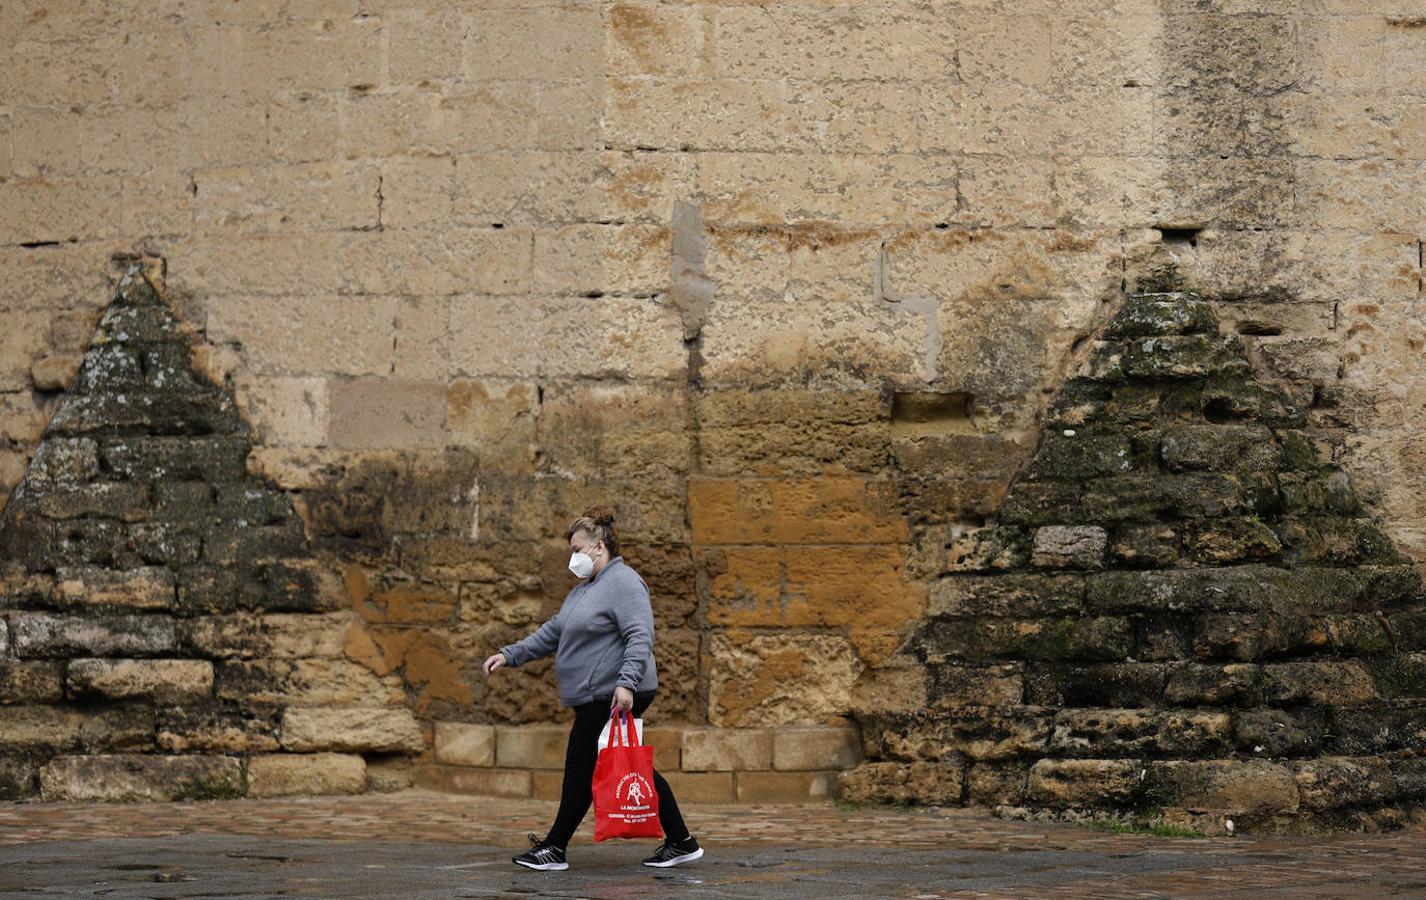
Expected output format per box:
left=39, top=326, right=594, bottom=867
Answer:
left=583, top=504, right=616, bottom=527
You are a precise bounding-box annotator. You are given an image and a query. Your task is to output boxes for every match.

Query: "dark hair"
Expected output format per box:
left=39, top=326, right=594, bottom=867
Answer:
left=566, top=505, right=619, bottom=558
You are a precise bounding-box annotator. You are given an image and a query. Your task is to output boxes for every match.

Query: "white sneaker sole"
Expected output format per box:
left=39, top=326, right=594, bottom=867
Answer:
left=514, top=859, right=568, bottom=871
left=644, top=847, right=704, bottom=868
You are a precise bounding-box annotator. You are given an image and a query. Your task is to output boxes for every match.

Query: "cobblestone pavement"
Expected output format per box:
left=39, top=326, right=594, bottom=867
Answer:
left=0, top=789, right=1422, bottom=897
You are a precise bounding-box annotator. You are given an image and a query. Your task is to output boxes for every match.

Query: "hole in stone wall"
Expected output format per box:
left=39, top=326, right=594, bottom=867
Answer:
left=890, top=391, right=977, bottom=436
left=1157, top=226, right=1201, bottom=249
left=1234, top=320, right=1284, bottom=336
left=1202, top=397, right=1237, bottom=424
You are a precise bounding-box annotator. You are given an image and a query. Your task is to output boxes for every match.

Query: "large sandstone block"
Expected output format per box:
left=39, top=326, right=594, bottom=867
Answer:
left=66, top=658, right=214, bottom=703
left=681, top=727, right=772, bottom=772
left=412, top=764, right=532, bottom=798
left=0, top=705, right=154, bottom=752
left=434, top=722, right=495, bottom=767
left=246, top=753, right=366, bottom=798
left=156, top=705, right=281, bottom=754
left=660, top=771, right=735, bottom=803
left=772, top=725, right=863, bottom=771
left=215, top=658, right=405, bottom=706
left=1027, top=758, right=1141, bottom=807
left=707, top=631, right=861, bottom=727
left=1145, top=760, right=1300, bottom=815
left=0, top=661, right=64, bottom=704
left=39, top=754, right=242, bottom=802
left=694, top=388, right=890, bottom=476
left=1290, top=756, right=1395, bottom=811
left=926, top=664, right=1024, bottom=709
left=54, top=566, right=175, bottom=610
left=688, top=477, right=907, bottom=545
left=838, top=760, right=965, bottom=805
left=735, top=770, right=835, bottom=803
left=495, top=724, right=568, bottom=769
left=280, top=706, right=425, bottom=753
left=327, top=379, right=448, bottom=450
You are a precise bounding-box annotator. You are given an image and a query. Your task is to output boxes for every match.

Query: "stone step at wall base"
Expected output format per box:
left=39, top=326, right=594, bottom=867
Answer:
left=413, top=763, right=841, bottom=804
left=433, top=722, right=862, bottom=775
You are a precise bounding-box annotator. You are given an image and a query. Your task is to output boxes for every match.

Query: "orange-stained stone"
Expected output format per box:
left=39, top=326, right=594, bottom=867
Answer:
left=688, top=477, right=907, bottom=545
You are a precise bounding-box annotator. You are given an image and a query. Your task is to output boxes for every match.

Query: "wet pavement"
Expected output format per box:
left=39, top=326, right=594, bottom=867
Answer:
left=0, top=788, right=1421, bottom=897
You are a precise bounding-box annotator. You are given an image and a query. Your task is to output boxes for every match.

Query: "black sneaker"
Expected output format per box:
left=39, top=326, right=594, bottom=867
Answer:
left=513, top=833, right=568, bottom=871
left=643, top=835, right=703, bottom=868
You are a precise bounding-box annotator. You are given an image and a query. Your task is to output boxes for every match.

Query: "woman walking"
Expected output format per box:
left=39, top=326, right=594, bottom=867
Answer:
left=482, top=506, right=703, bottom=871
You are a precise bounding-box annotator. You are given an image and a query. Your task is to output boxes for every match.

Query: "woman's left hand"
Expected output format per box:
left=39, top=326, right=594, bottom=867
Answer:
left=612, top=686, right=634, bottom=712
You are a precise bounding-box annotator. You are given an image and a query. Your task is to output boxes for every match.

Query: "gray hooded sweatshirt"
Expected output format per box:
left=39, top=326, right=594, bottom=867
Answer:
left=498, top=556, right=659, bottom=707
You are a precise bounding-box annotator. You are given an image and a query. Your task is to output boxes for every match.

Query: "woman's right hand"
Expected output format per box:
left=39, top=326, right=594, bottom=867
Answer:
left=482, top=652, right=507, bottom=678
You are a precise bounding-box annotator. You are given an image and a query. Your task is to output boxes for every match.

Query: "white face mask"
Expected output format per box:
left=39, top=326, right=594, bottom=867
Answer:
left=568, top=550, right=595, bottom=579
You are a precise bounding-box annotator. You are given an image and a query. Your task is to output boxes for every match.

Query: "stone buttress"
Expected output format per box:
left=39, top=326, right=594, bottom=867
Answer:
left=0, top=265, right=423, bottom=801
left=845, top=291, right=1426, bottom=834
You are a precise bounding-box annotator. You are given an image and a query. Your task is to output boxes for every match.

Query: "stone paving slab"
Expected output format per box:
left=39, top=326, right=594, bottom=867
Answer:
left=0, top=788, right=1422, bottom=897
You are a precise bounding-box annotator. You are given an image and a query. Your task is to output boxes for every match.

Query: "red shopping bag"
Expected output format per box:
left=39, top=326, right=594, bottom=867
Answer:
left=592, top=709, right=663, bottom=842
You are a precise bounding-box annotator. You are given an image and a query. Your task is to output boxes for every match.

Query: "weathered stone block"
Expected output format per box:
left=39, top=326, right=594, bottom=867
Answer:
left=25, top=437, right=99, bottom=483
left=966, top=762, right=1028, bottom=806
left=0, top=750, right=42, bottom=800
left=707, top=631, right=861, bottom=727
left=1023, top=663, right=1167, bottom=708
left=413, top=764, right=532, bottom=798
left=365, top=755, right=415, bottom=794
left=281, top=706, right=424, bottom=753
left=1326, top=702, right=1426, bottom=755
left=927, top=574, right=1084, bottom=618
left=0, top=661, right=64, bottom=704
left=1102, top=293, right=1217, bottom=338
left=55, top=566, right=175, bottom=610
left=39, top=753, right=243, bottom=802
left=736, top=770, right=835, bottom=803
left=1030, top=526, right=1108, bottom=569
left=1023, top=430, right=1136, bottom=481
left=1159, top=424, right=1284, bottom=474
left=1274, top=517, right=1407, bottom=567
left=155, top=705, right=281, bottom=753
left=99, top=435, right=250, bottom=482
left=1291, top=756, right=1395, bottom=811
left=661, top=771, right=735, bottom=803
left=11, top=613, right=176, bottom=658
left=838, top=760, right=964, bottom=805
left=641, top=725, right=683, bottom=772
left=1262, top=660, right=1377, bottom=705
left=946, top=526, right=1030, bottom=572
left=434, top=722, right=495, bottom=767
left=247, top=752, right=366, bottom=798
left=1145, top=760, right=1299, bottom=815
left=681, top=727, right=773, bottom=772
left=688, top=477, right=907, bottom=546
left=772, top=725, right=862, bottom=771
left=1164, top=663, right=1263, bottom=707
left=1027, top=758, right=1141, bottom=807
left=531, top=768, right=563, bottom=802
left=66, top=658, right=213, bottom=703
left=495, top=724, right=568, bottom=769
left=215, top=658, right=405, bottom=706
left=1193, top=612, right=1328, bottom=661
left=1182, top=517, right=1283, bottom=564
left=922, top=616, right=1133, bottom=662
left=1231, top=708, right=1324, bottom=757
left=926, top=664, right=1024, bottom=708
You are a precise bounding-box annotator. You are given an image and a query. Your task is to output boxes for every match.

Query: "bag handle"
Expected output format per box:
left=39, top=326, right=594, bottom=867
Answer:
left=607, top=708, right=641, bottom=747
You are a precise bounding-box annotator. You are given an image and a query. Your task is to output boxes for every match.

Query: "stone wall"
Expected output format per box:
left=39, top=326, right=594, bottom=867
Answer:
left=2, top=2, right=1426, bottom=822
left=843, top=291, right=1426, bottom=833
left=0, top=265, right=425, bottom=800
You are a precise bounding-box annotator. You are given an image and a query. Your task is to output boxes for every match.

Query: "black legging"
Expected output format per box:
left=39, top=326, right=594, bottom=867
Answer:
left=544, top=690, right=689, bottom=849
